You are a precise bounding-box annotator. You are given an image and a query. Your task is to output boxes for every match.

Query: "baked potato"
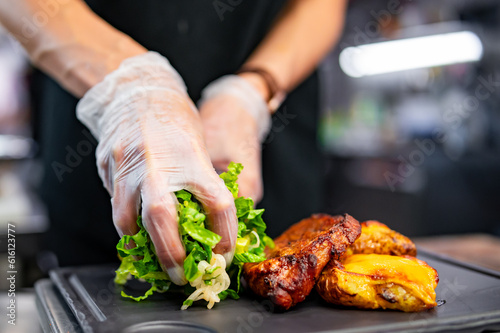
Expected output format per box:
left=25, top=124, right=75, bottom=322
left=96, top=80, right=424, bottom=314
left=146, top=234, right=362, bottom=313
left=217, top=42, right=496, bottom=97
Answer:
left=345, top=221, right=417, bottom=257
left=317, top=254, right=439, bottom=312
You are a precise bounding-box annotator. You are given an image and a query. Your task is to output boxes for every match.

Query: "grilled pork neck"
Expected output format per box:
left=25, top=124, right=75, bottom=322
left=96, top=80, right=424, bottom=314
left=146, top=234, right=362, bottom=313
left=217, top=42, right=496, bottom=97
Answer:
left=243, top=214, right=361, bottom=310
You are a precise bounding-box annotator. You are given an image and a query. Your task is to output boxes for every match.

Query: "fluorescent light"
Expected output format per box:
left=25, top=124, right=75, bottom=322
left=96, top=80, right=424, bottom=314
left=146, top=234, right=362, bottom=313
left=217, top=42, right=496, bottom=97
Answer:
left=339, top=31, right=483, bottom=78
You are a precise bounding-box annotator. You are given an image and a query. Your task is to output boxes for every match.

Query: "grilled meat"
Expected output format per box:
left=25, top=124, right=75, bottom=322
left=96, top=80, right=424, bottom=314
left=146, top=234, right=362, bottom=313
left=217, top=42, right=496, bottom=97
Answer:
left=316, top=254, right=439, bottom=312
left=345, top=220, right=417, bottom=257
left=243, top=214, right=361, bottom=310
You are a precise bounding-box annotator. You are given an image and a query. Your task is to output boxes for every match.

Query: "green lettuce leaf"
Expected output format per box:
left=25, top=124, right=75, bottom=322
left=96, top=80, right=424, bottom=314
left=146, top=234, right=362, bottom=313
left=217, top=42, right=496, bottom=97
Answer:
left=115, top=162, right=273, bottom=308
left=218, top=288, right=240, bottom=301
left=182, top=221, right=221, bottom=248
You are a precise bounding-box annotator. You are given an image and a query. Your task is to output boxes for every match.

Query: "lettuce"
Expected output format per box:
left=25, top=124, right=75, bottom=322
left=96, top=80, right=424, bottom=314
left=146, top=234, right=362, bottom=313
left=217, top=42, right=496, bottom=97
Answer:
left=115, top=162, right=274, bottom=308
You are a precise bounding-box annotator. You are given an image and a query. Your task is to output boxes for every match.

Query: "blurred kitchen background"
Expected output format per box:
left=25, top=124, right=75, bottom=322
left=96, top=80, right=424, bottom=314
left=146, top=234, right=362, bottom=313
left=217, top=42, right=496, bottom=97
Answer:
left=1, top=0, right=500, bottom=289
left=320, top=0, right=500, bottom=238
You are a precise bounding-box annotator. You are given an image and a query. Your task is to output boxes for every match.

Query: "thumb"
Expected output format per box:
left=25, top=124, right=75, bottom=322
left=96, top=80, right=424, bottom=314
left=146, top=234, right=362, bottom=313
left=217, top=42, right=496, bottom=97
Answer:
left=237, top=160, right=263, bottom=204
left=234, top=142, right=263, bottom=204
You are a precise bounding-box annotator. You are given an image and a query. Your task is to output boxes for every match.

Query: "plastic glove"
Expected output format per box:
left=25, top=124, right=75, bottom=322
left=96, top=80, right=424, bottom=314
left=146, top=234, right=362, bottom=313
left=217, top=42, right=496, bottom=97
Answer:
left=198, top=75, right=271, bottom=203
left=76, top=52, right=237, bottom=285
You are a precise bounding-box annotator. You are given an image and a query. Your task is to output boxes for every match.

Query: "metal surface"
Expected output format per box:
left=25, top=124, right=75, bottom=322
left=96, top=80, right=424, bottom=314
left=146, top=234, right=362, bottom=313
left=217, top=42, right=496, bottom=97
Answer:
left=35, top=251, right=500, bottom=333
left=35, top=279, right=83, bottom=333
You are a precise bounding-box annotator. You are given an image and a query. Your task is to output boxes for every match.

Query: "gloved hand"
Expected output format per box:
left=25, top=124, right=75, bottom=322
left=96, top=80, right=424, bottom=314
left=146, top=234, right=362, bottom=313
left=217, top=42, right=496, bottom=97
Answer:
left=198, top=75, right=271, bottom=203
left=76, top=52, right=237, bottom=285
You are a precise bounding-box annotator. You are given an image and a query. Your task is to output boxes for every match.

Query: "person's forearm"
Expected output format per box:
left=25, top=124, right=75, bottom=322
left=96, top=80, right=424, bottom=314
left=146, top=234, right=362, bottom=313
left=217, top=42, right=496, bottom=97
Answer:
left=0, top=0, right=146, bottom=97
left=239, top=0, right=347, bottom=101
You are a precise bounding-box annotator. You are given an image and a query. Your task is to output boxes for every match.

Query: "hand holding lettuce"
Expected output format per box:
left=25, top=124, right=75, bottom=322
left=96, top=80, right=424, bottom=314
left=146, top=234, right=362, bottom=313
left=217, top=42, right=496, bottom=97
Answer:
left=115, top=162, right=274, bottom=309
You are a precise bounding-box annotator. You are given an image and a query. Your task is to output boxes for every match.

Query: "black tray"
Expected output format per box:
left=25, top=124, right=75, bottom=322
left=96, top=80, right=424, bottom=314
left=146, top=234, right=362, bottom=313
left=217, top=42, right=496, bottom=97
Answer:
left=35, top=250, right=500, bottom=333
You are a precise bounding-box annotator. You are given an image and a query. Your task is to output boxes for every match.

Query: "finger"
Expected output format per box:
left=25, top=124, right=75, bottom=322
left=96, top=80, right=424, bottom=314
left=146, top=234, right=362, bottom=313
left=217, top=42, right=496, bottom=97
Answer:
left=212, top=160, right=230, bottom=175
left=188, top=173, right=238, bottom=266
left=112, top=177, right=141, bottom=238
left=112, top=177, right=141, bottom=258
left=141, top=176, right=187, bottom=285
left=210, top=156, right=262, bottom=202
left=235, top=149, right=263, bottom=203
left=96, top=142, right=115, bottom=195
left=110, top=141, right=142, bottom=238
left=237, top=168, right=263, bottom=204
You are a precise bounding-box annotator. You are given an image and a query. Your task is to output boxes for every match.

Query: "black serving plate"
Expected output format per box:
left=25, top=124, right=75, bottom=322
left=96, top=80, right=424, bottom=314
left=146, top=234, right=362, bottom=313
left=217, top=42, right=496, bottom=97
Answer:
left=35, top=250, right=500, bottom=333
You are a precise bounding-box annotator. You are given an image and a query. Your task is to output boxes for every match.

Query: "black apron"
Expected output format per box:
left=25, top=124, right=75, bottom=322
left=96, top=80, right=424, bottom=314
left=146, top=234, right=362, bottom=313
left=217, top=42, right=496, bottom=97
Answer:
left=32, top=0, right=324, bottom=266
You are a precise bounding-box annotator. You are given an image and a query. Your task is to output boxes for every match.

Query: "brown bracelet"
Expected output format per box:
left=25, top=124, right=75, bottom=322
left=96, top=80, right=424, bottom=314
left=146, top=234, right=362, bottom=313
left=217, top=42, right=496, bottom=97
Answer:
left=236, top=67, right=286, bottom=113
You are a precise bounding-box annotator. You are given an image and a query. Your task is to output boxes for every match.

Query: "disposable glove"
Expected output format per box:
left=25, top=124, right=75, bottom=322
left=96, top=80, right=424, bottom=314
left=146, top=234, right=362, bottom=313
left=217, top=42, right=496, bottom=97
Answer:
left=76, top=52, right=237, bottom=285
left=198, top=75, right=271, bottom=203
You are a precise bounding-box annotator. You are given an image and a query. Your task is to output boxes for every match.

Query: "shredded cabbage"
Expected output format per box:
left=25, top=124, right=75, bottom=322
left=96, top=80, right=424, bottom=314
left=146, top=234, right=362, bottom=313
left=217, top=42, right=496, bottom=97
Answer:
left=181, top=253, right=230, bottom=310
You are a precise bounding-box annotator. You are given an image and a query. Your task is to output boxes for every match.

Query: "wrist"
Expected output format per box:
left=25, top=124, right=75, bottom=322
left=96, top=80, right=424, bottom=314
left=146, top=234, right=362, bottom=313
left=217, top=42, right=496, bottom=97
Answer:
left=236, top=72, right=271, bottom=103
left=28, top=0, right=147, bottom=98
left=236, top=67, right=286, bottom=113
left=76, top=51, right=189, bottom=140
left=33, top=38, right=147, bottom=98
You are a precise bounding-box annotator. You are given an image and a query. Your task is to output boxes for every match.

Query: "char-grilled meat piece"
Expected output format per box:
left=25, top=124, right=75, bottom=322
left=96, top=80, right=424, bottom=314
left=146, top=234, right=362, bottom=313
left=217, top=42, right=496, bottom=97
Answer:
left=243, top=214, right=361, bottom=310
